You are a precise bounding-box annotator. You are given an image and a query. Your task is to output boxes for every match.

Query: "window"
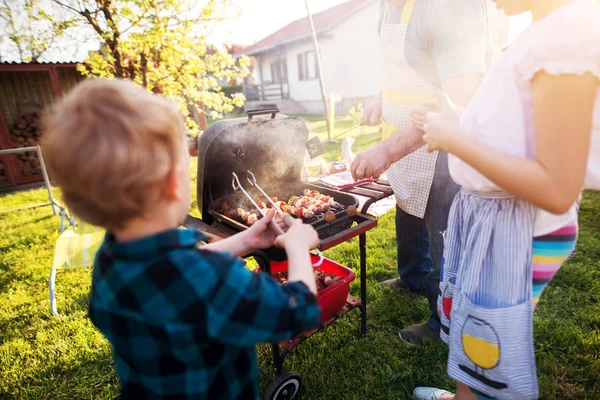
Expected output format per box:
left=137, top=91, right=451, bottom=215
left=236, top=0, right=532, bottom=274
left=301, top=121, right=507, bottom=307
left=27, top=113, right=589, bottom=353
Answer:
left=270, top=59, right=288, bottom=84
left=298, top=51, right=317, bottom=81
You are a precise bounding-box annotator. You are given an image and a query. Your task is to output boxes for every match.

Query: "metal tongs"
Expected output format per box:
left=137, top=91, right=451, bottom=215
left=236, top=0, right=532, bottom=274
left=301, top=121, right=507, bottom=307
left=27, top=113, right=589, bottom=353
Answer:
left=232, top=171, right=324, bottom=267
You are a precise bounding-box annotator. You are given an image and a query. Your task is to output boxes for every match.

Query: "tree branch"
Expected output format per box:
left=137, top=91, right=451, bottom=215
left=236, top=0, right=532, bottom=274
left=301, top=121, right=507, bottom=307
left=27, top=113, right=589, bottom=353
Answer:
left=50, top=0, right=81, bottom=16
left=32, top=34, right=58, bottom=62
left=141, top=50, right=148, bottom=87
left=2, top=0, right=25, bottom=61
left=98, top=0, right=124, bottom=77
left=120, top=2, right=153, bottom=34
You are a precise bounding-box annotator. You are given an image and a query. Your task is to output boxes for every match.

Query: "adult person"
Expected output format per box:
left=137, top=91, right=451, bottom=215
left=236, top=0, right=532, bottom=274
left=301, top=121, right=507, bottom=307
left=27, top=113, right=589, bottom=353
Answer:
left=351, top=0, right=492, bottom=344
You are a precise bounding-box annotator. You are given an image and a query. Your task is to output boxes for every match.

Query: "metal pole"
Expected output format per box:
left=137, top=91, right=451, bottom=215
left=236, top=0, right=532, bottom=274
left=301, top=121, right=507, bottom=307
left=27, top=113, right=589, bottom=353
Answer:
left=359, top=232, right=367, bottom=335
left=0, top=145, right=38, bottom=154
left=37, top=146, right=58, bottom=215
left=305, top=0, right=332, bottom=142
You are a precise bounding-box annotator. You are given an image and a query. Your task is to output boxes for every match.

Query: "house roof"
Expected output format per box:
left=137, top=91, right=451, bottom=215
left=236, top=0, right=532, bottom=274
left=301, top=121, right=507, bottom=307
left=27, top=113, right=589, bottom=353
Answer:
left=0, top=60, right=79, bottom=66
left=242, top=0, right=373, bottom=56
left=0, top=60, right=80, bottom=72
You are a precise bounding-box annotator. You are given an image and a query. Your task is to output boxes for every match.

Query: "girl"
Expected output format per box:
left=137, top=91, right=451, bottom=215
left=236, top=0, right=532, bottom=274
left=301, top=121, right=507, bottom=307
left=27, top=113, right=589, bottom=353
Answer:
left=410, top=0, right=599, bottom=399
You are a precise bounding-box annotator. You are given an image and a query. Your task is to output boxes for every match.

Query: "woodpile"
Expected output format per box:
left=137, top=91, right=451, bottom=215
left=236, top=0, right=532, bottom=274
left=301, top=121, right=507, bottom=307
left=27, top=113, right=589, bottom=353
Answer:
left=9, top=111, right=42, bottom=177
left=0, top=160, right=6, bottom=184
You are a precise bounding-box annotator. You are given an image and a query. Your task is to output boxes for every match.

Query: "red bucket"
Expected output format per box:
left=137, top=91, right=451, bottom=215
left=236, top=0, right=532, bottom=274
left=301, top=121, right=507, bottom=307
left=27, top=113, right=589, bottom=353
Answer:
left=266, top=255, right=355, bottom=323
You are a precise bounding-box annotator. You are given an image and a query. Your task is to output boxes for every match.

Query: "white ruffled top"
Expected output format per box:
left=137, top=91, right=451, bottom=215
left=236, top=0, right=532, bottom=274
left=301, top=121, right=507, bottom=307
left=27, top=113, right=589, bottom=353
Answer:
left=449, top=0, right=600, bottom=235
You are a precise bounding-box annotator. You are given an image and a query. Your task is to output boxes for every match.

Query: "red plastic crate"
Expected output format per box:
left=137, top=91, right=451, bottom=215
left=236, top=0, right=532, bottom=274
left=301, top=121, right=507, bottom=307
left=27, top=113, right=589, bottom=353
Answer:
left=266, top=255, right=355, bottom=323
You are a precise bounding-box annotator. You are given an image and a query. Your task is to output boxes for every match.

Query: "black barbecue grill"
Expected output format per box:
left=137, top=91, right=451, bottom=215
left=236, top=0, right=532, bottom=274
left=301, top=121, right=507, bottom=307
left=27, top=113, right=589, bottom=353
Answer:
left=198, top=110, right=358, bottom=229
left=196, top=109, right=377, bottom=256
left=186, top=108, right=394, bottom=400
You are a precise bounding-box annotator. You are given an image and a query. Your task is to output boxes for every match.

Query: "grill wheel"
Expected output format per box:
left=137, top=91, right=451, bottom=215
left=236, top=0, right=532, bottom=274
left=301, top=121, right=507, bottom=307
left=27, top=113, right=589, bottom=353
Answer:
left=264, top=371, right=302, bottom=400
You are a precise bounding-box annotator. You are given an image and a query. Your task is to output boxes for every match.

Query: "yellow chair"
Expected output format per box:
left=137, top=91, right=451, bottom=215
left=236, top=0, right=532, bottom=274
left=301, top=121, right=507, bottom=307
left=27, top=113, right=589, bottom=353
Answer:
left=49, top=209, right=105, bottom=316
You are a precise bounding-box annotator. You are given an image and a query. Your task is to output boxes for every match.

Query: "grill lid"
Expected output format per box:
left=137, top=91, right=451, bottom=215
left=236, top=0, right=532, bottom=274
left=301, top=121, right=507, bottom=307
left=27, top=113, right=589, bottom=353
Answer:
left=197, top=109, right=310, bottom=223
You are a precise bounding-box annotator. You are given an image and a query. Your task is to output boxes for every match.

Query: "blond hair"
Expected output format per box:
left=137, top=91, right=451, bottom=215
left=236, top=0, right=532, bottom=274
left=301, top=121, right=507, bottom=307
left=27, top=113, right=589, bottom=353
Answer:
left=42, top=78, right=185, bottom=230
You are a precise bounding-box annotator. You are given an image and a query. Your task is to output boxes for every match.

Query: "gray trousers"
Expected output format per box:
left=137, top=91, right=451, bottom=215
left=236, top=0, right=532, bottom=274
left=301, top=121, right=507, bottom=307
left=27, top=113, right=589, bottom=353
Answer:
left=423, top=151, right=460, bottom=330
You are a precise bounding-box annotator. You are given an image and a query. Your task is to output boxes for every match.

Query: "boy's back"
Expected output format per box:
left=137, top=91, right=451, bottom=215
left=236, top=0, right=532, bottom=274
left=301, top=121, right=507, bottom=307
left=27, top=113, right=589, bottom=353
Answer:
left=90, top=228, right=319, bottom=399
left=42, top=79, right=322, bottom=399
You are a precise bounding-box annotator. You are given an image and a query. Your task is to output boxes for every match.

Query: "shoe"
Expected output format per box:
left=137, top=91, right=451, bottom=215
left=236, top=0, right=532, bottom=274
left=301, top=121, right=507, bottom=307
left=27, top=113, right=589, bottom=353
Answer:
left=398, top=322, right=440, bottom=346
left=379, top=278, right=426, bottom=292
left=413, top=387, right=453, bottom=400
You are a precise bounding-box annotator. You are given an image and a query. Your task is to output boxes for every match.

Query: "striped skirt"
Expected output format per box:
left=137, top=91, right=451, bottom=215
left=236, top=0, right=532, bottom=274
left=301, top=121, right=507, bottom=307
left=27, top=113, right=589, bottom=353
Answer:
left=439, top=189, right=577, bottom=400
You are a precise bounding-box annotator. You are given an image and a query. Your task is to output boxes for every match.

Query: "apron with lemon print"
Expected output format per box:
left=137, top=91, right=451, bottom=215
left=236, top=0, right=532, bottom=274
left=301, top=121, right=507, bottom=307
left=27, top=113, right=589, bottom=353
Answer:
left=443, top=190, right=539, bottom=399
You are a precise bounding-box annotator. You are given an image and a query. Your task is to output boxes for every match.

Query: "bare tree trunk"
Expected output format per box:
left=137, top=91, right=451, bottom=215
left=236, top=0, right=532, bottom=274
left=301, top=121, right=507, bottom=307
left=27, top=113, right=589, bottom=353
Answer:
left=141, top=51, right=148, bottom=87
left=304, top=0, right=332, bottom=142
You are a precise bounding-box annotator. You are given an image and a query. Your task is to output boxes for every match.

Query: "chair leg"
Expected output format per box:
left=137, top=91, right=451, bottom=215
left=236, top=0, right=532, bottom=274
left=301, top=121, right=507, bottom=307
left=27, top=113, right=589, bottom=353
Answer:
left=59, top=209, right=66, bottom=233
left=49, top=268, right=60, bottom=317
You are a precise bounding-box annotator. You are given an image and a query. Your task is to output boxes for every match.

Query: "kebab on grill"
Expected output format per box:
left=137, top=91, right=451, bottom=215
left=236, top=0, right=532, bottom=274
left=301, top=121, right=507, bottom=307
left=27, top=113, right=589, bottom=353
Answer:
left=290, top=189, right=344, bottom=212
left=255, top=200, right=316, bottom=219
left=229, top=189, right=344, bottom=224
left=237, top=208, right=258, bottom=225
left=218, top=200, right=240, bottom=219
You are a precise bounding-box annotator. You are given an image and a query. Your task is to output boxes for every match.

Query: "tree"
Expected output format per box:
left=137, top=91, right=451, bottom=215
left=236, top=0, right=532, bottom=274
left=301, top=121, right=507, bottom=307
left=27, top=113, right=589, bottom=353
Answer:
left=0, top=0, right=76, bottom=62
left=52, top=0, right=249, bottom=135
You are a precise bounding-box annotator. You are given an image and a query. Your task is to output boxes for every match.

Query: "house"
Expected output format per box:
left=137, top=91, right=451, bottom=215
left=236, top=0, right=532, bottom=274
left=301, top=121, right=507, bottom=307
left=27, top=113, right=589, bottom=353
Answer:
left=241, top=0, right=510, bottom=115
left=242, top=0, right=381, bottom=115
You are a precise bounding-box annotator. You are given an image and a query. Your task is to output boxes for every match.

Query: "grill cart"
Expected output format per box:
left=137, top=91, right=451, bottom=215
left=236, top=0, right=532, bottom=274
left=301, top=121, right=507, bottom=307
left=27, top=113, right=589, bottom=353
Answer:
left=185, top=109, right=393, bottom=399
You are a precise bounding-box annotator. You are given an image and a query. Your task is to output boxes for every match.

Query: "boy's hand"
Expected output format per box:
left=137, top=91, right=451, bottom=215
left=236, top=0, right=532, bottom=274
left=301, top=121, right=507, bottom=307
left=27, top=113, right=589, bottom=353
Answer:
left=274, top=219, right=319, bottom=251
left=243, top=209, right=285, bottom=250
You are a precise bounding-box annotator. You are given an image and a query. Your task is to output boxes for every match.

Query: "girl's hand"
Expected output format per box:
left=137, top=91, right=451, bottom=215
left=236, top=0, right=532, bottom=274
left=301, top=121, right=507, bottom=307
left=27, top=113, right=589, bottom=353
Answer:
left=409, top=98, right=441, bottom=132
left=422, top=92, right=461, bottom=153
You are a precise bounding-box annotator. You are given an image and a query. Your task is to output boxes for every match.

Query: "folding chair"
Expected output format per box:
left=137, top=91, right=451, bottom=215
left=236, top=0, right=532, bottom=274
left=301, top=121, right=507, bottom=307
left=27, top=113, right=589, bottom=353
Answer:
left=49, top=208, right=105, bottom=316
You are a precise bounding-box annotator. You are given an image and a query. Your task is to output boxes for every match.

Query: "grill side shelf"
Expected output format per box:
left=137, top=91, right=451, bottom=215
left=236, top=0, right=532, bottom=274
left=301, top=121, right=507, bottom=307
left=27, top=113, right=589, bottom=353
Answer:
left=319, top=214, right=377, bottom=251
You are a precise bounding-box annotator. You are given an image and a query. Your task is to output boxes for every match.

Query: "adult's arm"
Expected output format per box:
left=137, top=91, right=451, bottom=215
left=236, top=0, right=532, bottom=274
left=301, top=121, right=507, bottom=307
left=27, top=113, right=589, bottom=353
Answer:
left=351, top=0, right=488, bottom=180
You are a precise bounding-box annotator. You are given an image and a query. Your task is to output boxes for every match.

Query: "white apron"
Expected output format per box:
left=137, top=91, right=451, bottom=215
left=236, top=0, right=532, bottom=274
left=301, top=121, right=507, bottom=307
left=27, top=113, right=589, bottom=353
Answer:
left=380, top=0, right=439, bottom=218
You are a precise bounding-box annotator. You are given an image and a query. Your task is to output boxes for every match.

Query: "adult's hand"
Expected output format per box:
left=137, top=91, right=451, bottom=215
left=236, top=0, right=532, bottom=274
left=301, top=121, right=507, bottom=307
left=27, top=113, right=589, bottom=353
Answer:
left=350, top=143, right=393, bottom=181
left=361, top=99, right=383, bottom=126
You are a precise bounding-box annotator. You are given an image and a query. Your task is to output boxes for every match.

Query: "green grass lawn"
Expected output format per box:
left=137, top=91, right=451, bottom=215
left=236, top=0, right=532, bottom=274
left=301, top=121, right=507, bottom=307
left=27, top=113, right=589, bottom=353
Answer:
left=1, top=119, right=599, bottom=399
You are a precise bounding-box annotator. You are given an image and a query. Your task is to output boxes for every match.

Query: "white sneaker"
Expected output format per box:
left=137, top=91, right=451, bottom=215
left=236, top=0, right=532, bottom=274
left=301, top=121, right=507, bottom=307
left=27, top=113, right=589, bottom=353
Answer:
left=413, top=387, right=454, bottom=400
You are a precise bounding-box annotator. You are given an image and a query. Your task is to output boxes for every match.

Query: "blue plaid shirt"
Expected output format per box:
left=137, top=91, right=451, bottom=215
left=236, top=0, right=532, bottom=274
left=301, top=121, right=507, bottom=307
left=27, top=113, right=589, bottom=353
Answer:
left=89, top=228, right=320, bottom=399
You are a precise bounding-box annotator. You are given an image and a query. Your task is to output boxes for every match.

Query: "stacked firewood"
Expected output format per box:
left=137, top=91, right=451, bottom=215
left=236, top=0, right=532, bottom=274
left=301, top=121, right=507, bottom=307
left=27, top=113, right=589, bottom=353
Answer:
left=9, top=112, right=42, bottom=177
left=0, top=160, right=6, bottom=184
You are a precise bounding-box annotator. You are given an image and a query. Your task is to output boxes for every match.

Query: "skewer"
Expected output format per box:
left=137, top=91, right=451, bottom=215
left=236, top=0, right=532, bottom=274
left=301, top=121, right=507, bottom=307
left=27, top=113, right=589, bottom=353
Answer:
left=245, top=171, right=295, bottom=225
left=245, top=170, right=324, bottom=267
left=330, top=124, right=360, bottom=141
left=232, top=172, right=285, bottom=236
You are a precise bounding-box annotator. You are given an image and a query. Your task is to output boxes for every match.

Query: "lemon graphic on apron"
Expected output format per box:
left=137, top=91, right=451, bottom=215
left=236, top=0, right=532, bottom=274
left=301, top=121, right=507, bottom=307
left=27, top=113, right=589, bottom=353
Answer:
left=459, top=316, right=508, bottom=390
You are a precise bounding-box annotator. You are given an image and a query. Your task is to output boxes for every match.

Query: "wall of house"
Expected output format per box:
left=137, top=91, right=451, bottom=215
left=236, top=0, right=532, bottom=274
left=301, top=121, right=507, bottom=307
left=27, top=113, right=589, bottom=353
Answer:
left=286, top=37, right=336, bottom=102
left=251, top=2, right=380, bottom=113
left=250, top=37, right=337, bottom=107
